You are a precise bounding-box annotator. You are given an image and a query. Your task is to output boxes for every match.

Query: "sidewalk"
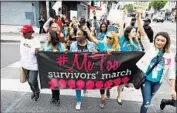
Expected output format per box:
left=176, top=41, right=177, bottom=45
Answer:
left=1, top=64, right=176, bottom=113
left=1, top=32, right=47, bottom=43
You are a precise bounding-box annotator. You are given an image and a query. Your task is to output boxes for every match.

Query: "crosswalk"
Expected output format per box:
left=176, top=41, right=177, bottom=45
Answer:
left=1, top=61, right=142, bottom=102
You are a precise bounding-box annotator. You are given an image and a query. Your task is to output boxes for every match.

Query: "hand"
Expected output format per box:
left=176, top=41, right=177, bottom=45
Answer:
left=92, top=48, right=98, bottom=54
left=35, top=48, right=41, bottom=53
left=136, top=10, right=142, bottom=19
left=171, top=90, right=176, bottom=100
left=53, top=49, right=58, bottom=52
left=82, top=25, right=90, bottom=33
left=107, top=50, right=113, bottom=55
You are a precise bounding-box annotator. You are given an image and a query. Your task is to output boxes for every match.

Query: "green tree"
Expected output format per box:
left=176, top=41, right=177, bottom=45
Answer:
left=148, top=0, right=167, bottom=11
left=123, top=4, right=135, bottom=13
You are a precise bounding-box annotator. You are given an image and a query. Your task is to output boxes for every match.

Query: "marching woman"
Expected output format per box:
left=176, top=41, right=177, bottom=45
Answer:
left=85, top=23, right=124, bottom=108
left=42, top=29, right=65, bottom=106
left=116, top=22, right=143, bottom=105
left=136, top=11, right=176, bottom=113
left=69, top=26, right=96, bottom=110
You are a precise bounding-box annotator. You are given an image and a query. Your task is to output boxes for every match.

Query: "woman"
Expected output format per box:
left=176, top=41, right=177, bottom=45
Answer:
left=43, top=22, right=66, bottom=105
left=42, top=30, right=65, bottom=106
left=85, top=23, right=124, bottom=109
left=97, top=23, right=108, bottom=41
left=20, top=25, right=41, bottom=101
left=116, top=23, right=142, bottom=105
left=70, top=27, right=96, bottom=110
left=136, top=11, right=176, bottom=113
left=65, top=28, right=77, bottom=50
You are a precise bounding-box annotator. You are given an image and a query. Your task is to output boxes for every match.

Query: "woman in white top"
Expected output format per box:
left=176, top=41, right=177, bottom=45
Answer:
left=136, top=11, right=176, bottom=113
left=20, top=25, right=41, bottom=101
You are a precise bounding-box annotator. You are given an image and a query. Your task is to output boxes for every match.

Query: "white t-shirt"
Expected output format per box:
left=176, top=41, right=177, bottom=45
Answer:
left=20, top=37, right=41, bottom=70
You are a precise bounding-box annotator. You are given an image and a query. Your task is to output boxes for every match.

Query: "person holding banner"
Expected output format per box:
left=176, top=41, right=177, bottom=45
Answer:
left=42, top=30, right=65, bottom=106
left=84, top=23, right=124, bottom=108
left=117, top=19, right=142, bottom=105
left=136, top=11, right=176, bottom=113
left=69, top=27, right=96, bottom=110
left=20, top=25, right=41, bottom=101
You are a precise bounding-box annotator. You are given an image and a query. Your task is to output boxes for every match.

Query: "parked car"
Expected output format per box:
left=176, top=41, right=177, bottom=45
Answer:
left=153, top=15, right=165, bottom=23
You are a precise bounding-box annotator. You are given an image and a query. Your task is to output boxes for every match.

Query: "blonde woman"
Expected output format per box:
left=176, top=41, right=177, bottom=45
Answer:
left=84, top=23, right=124, bottom=108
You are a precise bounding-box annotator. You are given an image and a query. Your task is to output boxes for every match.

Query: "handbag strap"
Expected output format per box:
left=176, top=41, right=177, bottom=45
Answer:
left=146, top=52, right=164, bottom=75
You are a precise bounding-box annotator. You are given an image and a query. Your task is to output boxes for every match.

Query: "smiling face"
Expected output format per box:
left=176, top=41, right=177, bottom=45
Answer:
left=76, top=29, right=86, bottom=42
left=51, top=23, right=59, bottom=31
left=129, top=28, right=137, bottom=39
left=154, top=35, right=167, bottom=50
left=106, top=32, right=114, bottom=45
left=101, top=24, right=107, bottom=32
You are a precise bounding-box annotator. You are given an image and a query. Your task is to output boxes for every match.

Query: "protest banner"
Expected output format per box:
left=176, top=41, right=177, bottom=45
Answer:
left=37, top=52, right=144, bottom=90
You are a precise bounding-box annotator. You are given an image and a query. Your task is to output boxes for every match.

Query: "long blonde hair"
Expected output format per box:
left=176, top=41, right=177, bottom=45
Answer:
left=106, top=31, right=119, bottom=51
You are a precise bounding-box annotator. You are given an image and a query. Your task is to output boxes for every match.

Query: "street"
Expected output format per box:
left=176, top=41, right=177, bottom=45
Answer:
left=1, top=21, right=176, bottom=113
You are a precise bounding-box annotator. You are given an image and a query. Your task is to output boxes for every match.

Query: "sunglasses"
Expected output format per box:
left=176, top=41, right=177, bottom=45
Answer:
left=107, top=36, right=113, bottom=40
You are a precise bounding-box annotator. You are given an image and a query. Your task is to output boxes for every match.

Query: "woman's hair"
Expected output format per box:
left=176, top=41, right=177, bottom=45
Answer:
left=79, top=28, right=90, bottom=41
left=124, top=26, right=137, bottom=41
left=100, top=23, right=108, bottom=33
left=154, top=32, right=171, bottom=53
left=48, top=30, right=59, bottom=46
left=106, top=31, right=119, bottom=51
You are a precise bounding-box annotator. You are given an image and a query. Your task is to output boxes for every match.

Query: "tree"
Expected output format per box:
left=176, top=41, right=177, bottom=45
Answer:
left=148, top=0, right=167, bottom=11
left=123, top=4, right=135, bottom=13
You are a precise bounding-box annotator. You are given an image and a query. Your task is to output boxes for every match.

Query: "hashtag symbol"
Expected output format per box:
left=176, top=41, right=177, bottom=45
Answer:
left=56, top=54, right=68, bottom=66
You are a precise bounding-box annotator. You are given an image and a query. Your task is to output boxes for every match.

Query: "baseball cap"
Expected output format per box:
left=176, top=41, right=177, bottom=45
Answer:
left=21, top=25, right=34, bottom=33
left=143, top=18, right=151, bottom=23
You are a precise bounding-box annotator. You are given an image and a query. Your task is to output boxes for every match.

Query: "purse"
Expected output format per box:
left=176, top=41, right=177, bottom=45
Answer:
left=132, top=54, right=164, bottom=89
left=19, top=67, right=27, bottom=83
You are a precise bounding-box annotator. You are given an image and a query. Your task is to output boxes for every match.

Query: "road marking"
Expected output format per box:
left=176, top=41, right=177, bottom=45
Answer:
left=1, top=78, right=142, bottom=102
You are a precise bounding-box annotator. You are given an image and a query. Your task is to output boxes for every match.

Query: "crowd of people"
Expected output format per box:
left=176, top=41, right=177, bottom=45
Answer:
left=19, top=11, right=176, bottom=113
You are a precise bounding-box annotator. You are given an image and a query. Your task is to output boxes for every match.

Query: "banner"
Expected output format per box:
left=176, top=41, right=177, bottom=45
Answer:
left=37, top=52, right=144, bottom=90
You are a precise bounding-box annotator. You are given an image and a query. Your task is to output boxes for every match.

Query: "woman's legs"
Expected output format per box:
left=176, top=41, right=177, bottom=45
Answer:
left=140, top=80, right=161, bottom=113
left=117, top=84, right=124, bottom=105
left=51, top=89, right=60, bottom=106
left=75, top=90, right=82, bottom=110
left=100, top=89, right=106, bottom=108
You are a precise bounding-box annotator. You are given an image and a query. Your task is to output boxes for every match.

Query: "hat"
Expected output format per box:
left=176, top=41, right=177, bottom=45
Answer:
left=143, top=18, right=151, bottom=23
left=21, top=25, right=34, bottom=33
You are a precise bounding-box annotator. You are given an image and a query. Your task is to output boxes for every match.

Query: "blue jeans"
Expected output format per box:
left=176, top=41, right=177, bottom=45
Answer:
left=22, top=68, right=40, bottom=94
left=140, top=80, right=161, bottom=113
left=76, top=90, right=81, bottom=102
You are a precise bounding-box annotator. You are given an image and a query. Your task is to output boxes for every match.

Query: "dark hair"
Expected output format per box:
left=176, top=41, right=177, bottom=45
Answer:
left=79, top=17, right=86, bottom=26
left=100, top=23, right=108, bottom=33
left=50, top=9, right=56, bottom=18
left=78, top=28, right=89, bottom=40
left=124, top=26, right=137, bottom=40
left=93, top=16, right=96, bottom=20
left=49, top=30, right=59, bottom=46
left=131, top=17, right=136, bottom=21
left=154, top=32, right=171, bottom=52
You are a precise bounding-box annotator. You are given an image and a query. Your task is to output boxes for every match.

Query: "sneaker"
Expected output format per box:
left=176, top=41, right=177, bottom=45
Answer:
left=106, top=89, right=110, bottom=98
left=116, top=97, right=122, bottom=105
left=54, top=99, right=60, bottom=106
left=75, top=102, right=81, bottom=110
left=160, top=99, right=166, bottom=110
left=100, top=99, right=106, bottom=109
left=50, top=98, right=56, bottom=104
left=31, top=93, right=35, bottom=100
left=34, top=93, right=40, bottom=101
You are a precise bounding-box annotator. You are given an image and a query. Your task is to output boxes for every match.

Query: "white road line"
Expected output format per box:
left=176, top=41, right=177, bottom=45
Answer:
left=1, top=78, right=142, bottom=102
